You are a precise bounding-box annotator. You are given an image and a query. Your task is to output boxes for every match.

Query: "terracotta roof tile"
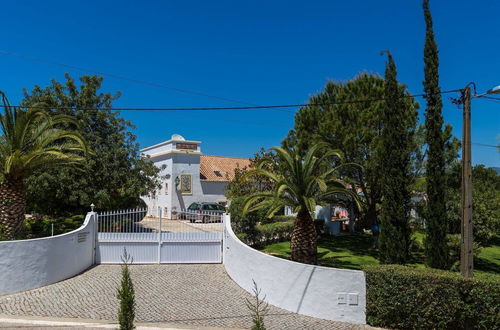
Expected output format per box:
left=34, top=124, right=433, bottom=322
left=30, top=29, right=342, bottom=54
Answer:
left=200, top=155, right=251, bottom=182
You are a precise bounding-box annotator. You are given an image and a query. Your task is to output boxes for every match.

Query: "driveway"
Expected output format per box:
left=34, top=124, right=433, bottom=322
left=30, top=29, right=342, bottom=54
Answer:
left=0, top=265, right=375, bottom=330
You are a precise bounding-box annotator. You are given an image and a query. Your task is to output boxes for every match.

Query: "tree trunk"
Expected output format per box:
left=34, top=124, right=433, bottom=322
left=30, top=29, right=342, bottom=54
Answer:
left=290, top=209, right=317, bottom=265
left=0, top=178, right=26, bottom=239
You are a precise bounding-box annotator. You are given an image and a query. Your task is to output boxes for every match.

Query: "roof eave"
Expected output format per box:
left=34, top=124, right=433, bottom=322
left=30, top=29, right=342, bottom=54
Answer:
left=140, top=139, right=201, bottom=152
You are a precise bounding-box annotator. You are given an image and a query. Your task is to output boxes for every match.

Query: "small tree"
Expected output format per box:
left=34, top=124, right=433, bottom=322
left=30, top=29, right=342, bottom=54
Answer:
left=245, top=280, right=270, bottom=330
left=242, top=144, right=358, bottom=264
left=117, top=248, right=135, bottom=330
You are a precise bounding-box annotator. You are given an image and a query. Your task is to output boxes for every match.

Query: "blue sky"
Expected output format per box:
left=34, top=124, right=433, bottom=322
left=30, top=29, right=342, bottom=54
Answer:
left=0, top=0, right=499, bottom=167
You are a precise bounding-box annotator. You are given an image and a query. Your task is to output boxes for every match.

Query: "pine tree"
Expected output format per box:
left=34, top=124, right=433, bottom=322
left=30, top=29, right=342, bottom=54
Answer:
left=378, top=51, right=416, bottom=264
left=422, top=0, right=448, bottom=269
left=245, top=280, right=270, bottom=330
left=117, top=249, right=135, bottom=330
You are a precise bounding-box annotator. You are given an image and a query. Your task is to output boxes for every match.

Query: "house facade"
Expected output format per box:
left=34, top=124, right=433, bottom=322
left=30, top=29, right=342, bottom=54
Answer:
left=141, top=134, right=250, bottom=218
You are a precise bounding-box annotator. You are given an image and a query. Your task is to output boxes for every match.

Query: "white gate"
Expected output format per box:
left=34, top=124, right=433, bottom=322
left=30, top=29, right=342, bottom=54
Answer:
left=96, top=208, right=223, bottom=264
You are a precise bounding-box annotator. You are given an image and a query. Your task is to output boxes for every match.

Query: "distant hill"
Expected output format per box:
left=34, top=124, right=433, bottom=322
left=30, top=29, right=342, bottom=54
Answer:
left=492, top=167, right=500, bottom=175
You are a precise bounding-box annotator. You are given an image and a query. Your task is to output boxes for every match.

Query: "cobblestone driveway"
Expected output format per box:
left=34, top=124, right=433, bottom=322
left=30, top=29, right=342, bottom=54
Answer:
left=0, top=265, right=374, bottom=330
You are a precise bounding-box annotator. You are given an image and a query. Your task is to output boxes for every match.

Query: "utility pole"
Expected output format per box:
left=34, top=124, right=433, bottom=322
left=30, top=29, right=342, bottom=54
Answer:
left=453, top=83, right=500, bottom=278
left=460, top=86, right=473, bottom=278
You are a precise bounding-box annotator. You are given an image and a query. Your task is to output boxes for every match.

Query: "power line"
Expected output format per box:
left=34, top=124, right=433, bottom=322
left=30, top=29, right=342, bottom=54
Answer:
left=0, top=89, right=462, bottom=112
left=472, top=143, right=498, bottom=148
left=165, top=111, right=290, bottom=128
left=0, top=50, right=262, bottom=107
left=479, top=95, right=500, bottom=102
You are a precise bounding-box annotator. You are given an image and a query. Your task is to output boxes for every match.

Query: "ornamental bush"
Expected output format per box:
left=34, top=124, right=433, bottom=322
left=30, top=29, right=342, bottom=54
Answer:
left=237, top=219, right=327, bottom=248
left=260, top=215, right=295, bottom=225
left=229, top=197, right=265, bottom=240
left=255, top=221, right=294, bottom=247
left=23, top=215, right=85, bottom=239
left=117, top=249, right=135, bottom=330
left=236, top=221, right=294, bottom=248
left=365, top=265, right=500, bottom=329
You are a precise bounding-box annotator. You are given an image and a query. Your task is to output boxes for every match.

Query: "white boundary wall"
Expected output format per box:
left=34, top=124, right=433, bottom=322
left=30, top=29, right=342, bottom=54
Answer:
left=0, top=213, right=96, bottom=296
left=222, top=214, right=366, bottom=324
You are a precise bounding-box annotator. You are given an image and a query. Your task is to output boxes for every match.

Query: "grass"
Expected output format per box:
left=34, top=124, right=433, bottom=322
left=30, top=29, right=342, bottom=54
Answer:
left=262, top=233, right=379, bottom=270
left=261, top=232, right=500, bottom=278
left=476, top=238, right=500, bottom=275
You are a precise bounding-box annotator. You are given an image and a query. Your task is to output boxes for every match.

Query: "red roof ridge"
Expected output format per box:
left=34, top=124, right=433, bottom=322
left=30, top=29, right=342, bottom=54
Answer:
left=199, top=154, right=251, bottom=182
left=201, top=154, right=251, bottom=160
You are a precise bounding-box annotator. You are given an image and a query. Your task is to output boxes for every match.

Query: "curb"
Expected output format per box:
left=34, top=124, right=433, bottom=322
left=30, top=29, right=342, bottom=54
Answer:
left=0, top=315, right=246, bottom=330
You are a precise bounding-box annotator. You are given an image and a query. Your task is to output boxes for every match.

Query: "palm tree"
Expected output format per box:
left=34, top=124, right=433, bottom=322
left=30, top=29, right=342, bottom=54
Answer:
left=243, top=144, right=358, bottom=265
left=0, top=91, right=89, bottom=238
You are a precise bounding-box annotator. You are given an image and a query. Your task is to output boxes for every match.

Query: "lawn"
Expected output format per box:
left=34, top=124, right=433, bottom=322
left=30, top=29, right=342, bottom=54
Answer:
left=261, top=232, right=500, bottom=278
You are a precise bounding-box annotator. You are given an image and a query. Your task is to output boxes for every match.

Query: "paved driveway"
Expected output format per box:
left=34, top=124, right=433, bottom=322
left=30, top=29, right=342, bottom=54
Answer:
left=140, top=218, right=222, bottom=233
left=0, top=265, right=374, bottom=330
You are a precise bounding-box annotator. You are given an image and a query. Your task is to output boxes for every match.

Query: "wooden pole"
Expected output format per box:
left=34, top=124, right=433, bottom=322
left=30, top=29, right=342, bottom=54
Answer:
left=460, top=86, right=473, bottom=278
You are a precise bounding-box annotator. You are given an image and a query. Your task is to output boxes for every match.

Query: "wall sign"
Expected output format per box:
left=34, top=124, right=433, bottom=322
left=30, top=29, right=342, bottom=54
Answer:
left=180, top=174, right=192, bottom=194
left=176, top=143, right=197, bottom=150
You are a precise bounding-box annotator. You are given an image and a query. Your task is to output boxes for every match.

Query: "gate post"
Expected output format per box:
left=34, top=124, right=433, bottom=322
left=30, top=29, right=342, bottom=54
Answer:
left=92, top=211, right=97, bottom=265
left=221, top=213, right=229, bottom=263
left=91, top=203, right=98, bottom=265
left=158, top=207, right=162, bottom=264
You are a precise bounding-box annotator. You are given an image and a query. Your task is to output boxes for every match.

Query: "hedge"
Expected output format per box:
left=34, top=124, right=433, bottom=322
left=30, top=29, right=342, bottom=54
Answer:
left=237, top=221, right=294, bottom=248
left=365, top=265, right=500, bottom=329
left=236, top=218, right=327, bottom=248
left=255, top=221, right=294, bottom=246
left=23, top=215, right=85, bottom=239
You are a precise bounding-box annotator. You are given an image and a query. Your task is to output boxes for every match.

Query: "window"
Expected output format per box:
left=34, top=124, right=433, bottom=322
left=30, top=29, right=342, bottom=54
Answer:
left=188, top=203, right=200, bottom=211
left=180, top=174, right=192, bottom=194
left=164, top=182, right=168, bottom=195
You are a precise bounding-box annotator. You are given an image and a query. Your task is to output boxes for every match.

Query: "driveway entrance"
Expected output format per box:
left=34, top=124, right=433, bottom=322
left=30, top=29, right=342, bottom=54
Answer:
left=0, top=264, right=375, bottom=330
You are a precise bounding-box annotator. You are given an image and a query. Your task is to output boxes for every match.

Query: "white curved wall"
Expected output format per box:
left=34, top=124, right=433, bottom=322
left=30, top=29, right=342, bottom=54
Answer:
left=0, top=213, right=96, bottom=296
left=223, top=214, right=366, bottom=324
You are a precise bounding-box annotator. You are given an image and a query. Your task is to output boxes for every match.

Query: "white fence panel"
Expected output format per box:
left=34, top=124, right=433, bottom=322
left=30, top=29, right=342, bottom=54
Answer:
left=160, top=242, right=222, bottom=264
left=96, top=242, right=158, bottom=264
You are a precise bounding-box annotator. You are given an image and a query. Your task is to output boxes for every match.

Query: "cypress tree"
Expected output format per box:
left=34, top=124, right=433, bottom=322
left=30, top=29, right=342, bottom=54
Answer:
left=117, top=249, right=135, bottom=330
left=422, top=0, right=448, bottom=268
left=378, top=51, right=415, bottom=264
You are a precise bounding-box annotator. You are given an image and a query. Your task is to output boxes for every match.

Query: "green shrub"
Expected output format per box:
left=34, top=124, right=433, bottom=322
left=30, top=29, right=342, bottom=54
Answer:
left=262, top=215, right=295, bottom=224
left=23, top=215, right=85, bottom=238
left=229, top=197, right=265, bottom=240
left=245, top=280, right=270, bottom=330
left=117, top=248, right=135, bottom=330
left=236, top=232, right=248, bottom=243
left=238, top=221, right=294, bottom=248
left=365, top=265, right=500, bottom=329
left=238, top=219, right=324, bottom=248
left=0, top=225, right=7, bottom=241
left=254, top=221, right=294, bottom=247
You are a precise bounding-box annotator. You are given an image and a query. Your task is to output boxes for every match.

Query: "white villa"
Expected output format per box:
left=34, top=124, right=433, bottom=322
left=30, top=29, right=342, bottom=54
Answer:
left=141, top=134, right=250, bottom=218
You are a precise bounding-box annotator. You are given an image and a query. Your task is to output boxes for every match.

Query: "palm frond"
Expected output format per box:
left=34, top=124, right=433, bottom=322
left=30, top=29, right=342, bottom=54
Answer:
left=241, top=168, right=281, bottom=183
left=0, top=93, right=90, bottom=181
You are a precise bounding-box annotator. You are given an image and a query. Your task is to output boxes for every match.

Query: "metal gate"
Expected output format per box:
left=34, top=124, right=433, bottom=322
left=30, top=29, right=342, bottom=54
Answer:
left=95, top=208, right=224, bottom=264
